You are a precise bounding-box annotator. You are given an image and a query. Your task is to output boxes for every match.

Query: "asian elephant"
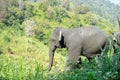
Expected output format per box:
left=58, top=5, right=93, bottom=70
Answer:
left=48, top=26, right=108, bottom=71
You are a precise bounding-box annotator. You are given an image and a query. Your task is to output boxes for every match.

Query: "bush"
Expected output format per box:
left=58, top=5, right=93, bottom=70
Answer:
left=0, top=22, right=6, bottom=32
left=45, top=7, right=56, bottom=19
left=39, top=1, right=48, bottom=12
left=74, top=4, right=89, bottom=14
left=53, top=7, right=68, bottom=23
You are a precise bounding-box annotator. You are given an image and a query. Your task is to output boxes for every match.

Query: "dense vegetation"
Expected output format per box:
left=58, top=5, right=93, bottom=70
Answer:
left=0, top=0, right=120, bottom=80
left=71, top=0, right=120, bottom=26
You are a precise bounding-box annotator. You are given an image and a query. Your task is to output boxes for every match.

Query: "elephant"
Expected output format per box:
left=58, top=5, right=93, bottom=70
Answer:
left=48, top=26, right=108, bottom=71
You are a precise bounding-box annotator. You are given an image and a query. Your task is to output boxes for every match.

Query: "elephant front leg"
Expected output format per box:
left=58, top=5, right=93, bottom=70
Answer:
left=64, top=49, right=81, bottom=71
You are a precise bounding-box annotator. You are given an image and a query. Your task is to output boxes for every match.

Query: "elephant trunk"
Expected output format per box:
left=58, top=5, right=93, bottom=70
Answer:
left=48, top=43, right=56, bottom=71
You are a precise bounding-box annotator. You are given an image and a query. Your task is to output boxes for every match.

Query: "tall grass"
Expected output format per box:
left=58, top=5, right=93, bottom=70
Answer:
left=0, top=55, right=47, bottom=80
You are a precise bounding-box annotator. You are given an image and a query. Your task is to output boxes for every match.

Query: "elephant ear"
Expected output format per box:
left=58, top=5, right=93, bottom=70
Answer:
left=58, top=30, right=62, bottom=41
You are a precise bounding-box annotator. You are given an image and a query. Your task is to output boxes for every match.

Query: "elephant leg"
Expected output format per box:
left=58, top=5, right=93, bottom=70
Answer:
left=65, top=49, right=81, bottom=71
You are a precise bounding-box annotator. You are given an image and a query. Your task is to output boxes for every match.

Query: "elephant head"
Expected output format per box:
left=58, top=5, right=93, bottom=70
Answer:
left=48, top=27, right=66, bottom=71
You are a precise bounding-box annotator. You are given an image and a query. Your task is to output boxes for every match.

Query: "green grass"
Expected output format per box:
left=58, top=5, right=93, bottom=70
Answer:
left=0, top=55, right=47, bottom=80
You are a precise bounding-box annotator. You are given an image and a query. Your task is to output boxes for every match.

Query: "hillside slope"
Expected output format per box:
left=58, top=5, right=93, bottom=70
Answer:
left=71, top=0, right=120, bottom=26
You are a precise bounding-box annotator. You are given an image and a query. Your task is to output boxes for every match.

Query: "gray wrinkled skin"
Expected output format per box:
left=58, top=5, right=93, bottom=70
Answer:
left=48, top=26, right=108, bottom=71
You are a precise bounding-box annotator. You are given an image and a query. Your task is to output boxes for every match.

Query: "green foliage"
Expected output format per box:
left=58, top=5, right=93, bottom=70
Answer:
left=97, top=41, right=120, bottom=80
left=49, top=0, right=60, bottom=7
left=45, top=6, right=56, bottom=19
left=74, top=4, right=90, bottom=14
left=34, top=20, right=51, bottom=45
left=3, top=0, right=24, bottom=25
left=0, top=22, right=6, bottom=31
left=39, top=1, right=48, bottom=12
left=53, top=7, right=68, bottom=23
left=0, top=56, right=47, bottom=80
left=71, top=0, right=120, bottom=27
left=117, top=17, right=120, bottom=28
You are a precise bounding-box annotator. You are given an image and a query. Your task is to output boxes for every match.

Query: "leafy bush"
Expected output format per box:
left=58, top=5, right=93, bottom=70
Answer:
left=45, top=7, right=56, bottom=19
left=74, top=4, right=90, bottom=14
left=53, top=7, right=68, bottom=23
left=39, top=1, right=48, bottom=12
left=0, top=22, right=6, bottom=30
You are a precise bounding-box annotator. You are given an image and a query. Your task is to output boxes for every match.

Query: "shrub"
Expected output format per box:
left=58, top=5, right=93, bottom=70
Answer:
left=53, top=7, right=68, bottom=23
left=45, top=7, right=56, bottom=19
left=74, top=4, right=89, bottom=14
